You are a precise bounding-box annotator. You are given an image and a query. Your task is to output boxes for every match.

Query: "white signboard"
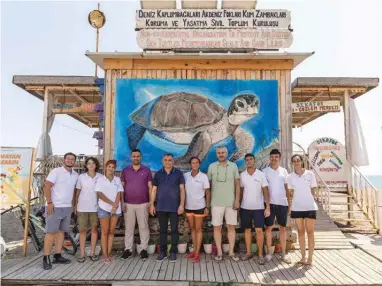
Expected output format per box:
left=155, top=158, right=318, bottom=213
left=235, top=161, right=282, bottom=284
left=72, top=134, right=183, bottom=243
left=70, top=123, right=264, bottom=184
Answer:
left=292, top=100, right=341, bottom=113
left=136, top=9, right=291, bottom=29
left=308, top=137, right=348, bottom=185
left=137, top=29, right=293, bottom=50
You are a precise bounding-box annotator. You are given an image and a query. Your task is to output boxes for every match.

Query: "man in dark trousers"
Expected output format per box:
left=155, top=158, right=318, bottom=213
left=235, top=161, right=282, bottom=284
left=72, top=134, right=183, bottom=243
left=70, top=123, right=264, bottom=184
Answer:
left=149, top=153, right=185, bottom=263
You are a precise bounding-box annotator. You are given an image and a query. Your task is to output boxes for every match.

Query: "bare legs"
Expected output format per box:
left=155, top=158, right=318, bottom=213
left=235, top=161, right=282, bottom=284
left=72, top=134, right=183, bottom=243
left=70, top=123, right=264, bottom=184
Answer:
left=43, top=231, right=64, bottom=256
left=296, top=218, right=315, bottom=265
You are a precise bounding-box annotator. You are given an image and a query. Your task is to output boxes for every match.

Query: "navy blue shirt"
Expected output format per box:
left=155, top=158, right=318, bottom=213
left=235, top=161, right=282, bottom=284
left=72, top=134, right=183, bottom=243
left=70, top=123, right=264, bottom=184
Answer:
left=153, top=167, right=185, bottom=212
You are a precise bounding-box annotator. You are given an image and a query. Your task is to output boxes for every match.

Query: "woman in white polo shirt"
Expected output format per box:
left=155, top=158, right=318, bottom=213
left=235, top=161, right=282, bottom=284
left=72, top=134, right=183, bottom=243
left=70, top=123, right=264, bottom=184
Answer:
left=184, top=157, right=210, bottom=263
left=287, top=154, right=318, bottom=267
left=95, top=160, right=123, bottom=264
left=74, top=157, right=102, bottom=263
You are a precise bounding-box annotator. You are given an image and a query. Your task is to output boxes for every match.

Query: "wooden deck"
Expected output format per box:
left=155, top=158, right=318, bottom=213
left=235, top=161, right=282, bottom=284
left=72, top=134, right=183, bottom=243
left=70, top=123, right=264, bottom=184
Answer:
left=2, top=248, right=382, bottom=285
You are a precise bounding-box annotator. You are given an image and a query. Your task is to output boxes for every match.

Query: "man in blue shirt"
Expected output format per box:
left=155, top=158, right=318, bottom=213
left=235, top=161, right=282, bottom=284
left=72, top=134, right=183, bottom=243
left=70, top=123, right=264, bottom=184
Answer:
left=150, top=153, right=185, bottom=262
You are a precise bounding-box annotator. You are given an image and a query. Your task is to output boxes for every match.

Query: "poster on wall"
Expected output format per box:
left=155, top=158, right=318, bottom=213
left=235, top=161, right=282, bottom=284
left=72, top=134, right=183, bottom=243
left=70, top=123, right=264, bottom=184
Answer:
left=1, top=147, right=34, bottom=209
left=114, top=79, right=279, bottom=172
left=308, top=137, right=348, bottom=185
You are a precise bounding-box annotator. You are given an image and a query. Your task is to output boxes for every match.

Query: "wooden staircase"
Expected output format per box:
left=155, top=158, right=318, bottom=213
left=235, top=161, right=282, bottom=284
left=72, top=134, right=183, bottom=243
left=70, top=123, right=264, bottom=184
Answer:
left=313, top=168, right=379, bottom=234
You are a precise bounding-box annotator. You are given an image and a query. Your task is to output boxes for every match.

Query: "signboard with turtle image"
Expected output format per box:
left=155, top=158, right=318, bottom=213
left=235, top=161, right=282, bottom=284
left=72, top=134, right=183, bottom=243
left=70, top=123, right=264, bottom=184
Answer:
left=114, top=79, right=279, bottom=172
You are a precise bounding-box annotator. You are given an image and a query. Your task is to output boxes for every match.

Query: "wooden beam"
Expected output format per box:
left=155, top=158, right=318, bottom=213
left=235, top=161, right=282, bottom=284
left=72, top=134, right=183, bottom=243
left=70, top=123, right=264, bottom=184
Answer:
left=292, top=87, right=367, bottom=93
left=103, top=58, right=294, bottom=70
left=68, top=89, right=88, bottom=103
left=34, top=86, right=100, bottom=92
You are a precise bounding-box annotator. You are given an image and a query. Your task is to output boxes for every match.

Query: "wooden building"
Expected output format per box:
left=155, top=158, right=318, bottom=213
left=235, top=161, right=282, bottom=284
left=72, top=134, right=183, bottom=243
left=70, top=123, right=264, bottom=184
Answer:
left=86, top=51, right=313, bottom=170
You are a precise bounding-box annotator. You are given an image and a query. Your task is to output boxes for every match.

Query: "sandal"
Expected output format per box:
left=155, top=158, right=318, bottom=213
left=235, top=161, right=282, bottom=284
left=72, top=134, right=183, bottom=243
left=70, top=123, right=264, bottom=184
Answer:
left=90, top=255, right=99, bottom=261
left=187, top=252, right=195, bottom=259
left=241, top=254, right=253, bottom=261
left=192, top=254, right=200, bottom=263
left=214, top=255, right=223, bottom=261
left=77, top=256, right=85, bottom=263
left=229, top=254, right=240, bottom=262
left=294, top=260, right=305, bottom=267
left=102, top=257, right=111, bottom=264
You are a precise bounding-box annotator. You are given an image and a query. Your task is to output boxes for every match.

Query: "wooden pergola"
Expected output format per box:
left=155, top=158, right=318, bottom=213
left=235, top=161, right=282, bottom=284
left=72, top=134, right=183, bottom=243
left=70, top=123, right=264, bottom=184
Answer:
left=291, top=77, right=379, bottom=128
left=13, top=75, right=103, bottom=128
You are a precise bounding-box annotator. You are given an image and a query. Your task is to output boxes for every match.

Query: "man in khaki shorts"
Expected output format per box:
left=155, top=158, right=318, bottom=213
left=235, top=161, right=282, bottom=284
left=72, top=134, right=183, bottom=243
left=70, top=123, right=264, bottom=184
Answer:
left=208, top=146, right=240, bottom=262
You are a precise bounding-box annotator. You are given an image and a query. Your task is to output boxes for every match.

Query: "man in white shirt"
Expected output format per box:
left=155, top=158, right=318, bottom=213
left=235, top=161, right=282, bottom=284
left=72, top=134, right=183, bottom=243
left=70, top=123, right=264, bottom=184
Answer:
left=240, top=153, right=270, bottom=265
left=263, top=149, right=291, bottom=264
left=42, top=152, right=78, bottom=270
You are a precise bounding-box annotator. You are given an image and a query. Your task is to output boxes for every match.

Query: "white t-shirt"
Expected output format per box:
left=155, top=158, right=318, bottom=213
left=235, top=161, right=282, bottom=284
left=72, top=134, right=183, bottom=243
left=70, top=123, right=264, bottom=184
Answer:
left=95, top=176, right=124, bottom=214
left=46, top=167, right=78, bottom=207
left=184, top=171, right=210, bottom=210
left=76, top=172, right=102, bottom=212
left=240, top=169, right=269, bottom=210
left=287, top=170, right=318, bottom=211
left=263, top=166, right=289, bottom=206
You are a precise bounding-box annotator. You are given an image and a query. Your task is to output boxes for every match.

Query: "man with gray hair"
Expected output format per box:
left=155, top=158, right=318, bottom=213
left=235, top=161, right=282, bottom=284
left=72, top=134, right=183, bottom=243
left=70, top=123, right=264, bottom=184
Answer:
left=207, top=146, right=240, bottom=262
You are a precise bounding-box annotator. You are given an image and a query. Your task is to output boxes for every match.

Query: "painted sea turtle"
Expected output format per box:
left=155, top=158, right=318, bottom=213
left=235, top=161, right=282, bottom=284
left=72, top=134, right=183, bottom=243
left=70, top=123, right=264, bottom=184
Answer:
left=126, top=92, right=259, bottom=170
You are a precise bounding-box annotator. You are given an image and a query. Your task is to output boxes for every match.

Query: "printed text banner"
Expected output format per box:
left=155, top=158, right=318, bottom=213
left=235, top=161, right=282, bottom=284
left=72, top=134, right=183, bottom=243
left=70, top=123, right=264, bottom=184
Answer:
left=1, top=147, right=34, bottom=208
left=137, top=29, right=293, bottom=50
left=136, top=9, right=291, bottom=29
left=292, top=100, right=341, bottom=113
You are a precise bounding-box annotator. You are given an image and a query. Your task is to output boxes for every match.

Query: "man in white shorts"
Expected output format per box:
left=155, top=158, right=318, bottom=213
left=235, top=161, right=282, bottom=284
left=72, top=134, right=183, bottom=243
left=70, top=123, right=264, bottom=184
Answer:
left=208, top=146, right=240, bottom=262
left=263, top=149, right=291, bottom=264
left=43, top=152, right=78, bottom=270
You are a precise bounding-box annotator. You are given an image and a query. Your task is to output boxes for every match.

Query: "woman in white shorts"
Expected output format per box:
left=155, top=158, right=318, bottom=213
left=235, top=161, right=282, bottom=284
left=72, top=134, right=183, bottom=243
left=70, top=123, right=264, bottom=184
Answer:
left=287, top=154, right=318, bottom=267
left=184, top=157, right=210, bottom=263
left=95, top=160, right=123, bottom=264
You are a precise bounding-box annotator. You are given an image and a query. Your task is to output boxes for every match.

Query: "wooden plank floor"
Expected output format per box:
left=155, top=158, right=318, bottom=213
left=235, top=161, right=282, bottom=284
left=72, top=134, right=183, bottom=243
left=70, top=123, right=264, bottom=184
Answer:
left=293, top=207, right=354, bottom=250
left=2, top=249, right=382, bottom=285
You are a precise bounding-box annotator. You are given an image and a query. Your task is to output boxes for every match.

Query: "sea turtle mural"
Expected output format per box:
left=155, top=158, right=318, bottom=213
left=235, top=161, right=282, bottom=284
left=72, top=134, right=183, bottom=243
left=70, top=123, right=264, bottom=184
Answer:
left=126, top=92, right=258, bottom=170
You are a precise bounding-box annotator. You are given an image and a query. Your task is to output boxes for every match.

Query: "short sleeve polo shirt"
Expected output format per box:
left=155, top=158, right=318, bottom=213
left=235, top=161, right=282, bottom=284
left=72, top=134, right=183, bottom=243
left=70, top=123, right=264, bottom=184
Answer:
left=153, top=167, right=185, bottom=212
left=46, top=166, right=78, bottom=207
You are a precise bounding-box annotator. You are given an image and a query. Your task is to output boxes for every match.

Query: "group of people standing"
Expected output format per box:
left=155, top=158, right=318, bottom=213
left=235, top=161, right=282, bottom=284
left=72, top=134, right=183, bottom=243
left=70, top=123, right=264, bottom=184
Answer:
left=42, top=147, right=318, bottom=271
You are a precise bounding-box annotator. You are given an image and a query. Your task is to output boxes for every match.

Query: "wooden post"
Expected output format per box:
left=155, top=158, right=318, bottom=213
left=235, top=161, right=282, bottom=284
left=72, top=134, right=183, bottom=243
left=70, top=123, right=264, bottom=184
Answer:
left=343, top=89, right=353, bottom=220
left=22, top=148, right=36, bottom=257
left=279, top=70, right=293, bottom=171
left=42, top=87, right=50, bottom=133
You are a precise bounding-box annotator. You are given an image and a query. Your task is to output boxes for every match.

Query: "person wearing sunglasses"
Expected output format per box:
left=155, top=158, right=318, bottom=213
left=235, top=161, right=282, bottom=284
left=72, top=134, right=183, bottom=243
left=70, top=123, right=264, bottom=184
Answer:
left=239, top=153, right=270, bottom=264
left=287, top=154, right=318, bottom=267
left=263, top=149, right=292, bottom=264
left=207, top=146, right=240, bottom=262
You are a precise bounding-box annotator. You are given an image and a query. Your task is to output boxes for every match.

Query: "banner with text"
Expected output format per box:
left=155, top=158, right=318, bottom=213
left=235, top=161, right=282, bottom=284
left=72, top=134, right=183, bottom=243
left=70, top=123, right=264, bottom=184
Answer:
left=137, top=29, right=293, bottom=50
left=308, top=138, right=348, bottom=185
left=136, top=9, right=291, bottom=29
left=292, top=100, right=341, bottom=113
left=1, top=147, right=34, bottom=208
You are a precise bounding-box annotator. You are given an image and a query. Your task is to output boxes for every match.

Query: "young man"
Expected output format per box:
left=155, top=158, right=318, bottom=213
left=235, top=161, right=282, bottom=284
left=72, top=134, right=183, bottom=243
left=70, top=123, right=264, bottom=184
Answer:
left=263, top=149, right=291, bottom=263
left=150, top=153, right=185, bottom=263
left=208, top=146, right=240, bottom=262
left=121, top=149, right=152, bottom=260
left=42, top=152, right=79, bottom=270
left=240, top=154, right=270, bottom=264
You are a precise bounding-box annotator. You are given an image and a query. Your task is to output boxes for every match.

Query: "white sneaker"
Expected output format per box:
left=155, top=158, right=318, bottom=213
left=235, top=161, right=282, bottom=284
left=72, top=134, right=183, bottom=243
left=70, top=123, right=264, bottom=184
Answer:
left=265, top=254, right=272, bottom=262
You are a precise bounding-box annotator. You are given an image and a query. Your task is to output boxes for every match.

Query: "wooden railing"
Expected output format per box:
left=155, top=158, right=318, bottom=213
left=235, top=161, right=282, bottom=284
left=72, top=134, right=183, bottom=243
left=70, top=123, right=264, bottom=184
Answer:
left=348, top=160, right=379, bottom=230
left=312, top=168, right=332, bottom=216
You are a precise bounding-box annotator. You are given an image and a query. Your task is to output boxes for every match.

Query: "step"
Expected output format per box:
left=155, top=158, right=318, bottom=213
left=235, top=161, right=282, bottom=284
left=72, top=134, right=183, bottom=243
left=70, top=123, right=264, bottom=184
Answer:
left=339, top=228, right=378, bottom=234
left=333, top=218, right=371, bottom=222
left=330, top=210, right=363, bottom=213
left=330, top=202, right=356, bottom=205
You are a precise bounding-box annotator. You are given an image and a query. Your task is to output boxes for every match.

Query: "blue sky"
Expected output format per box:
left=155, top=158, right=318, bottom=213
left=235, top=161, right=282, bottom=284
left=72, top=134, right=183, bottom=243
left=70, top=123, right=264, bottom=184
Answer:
left=1, top=0, right=381, bottom=175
